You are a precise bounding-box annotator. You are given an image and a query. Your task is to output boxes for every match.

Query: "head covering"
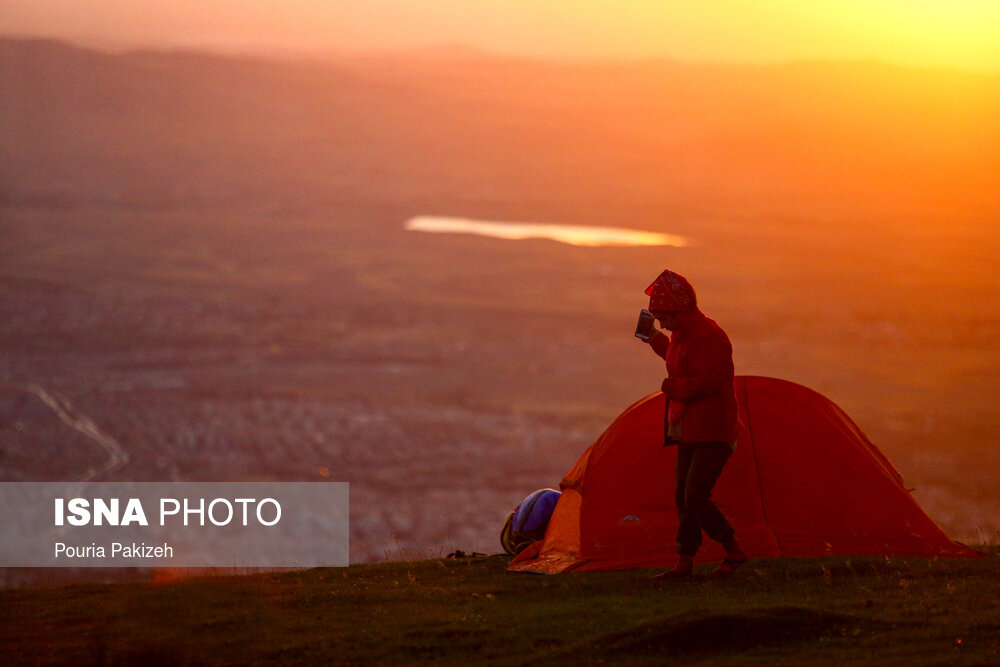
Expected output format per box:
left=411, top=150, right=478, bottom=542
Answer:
left=645, top=269, right=696, bottom=312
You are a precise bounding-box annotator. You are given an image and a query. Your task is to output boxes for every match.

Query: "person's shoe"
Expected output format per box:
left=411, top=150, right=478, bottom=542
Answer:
left=713, top=539, right=747, bottom=576
left=652, top=555, right=694, bottom=579
left=712, top=555, right=747, bottom=576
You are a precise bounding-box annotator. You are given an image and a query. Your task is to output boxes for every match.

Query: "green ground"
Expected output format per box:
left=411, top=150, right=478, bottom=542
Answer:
left=3, top=550, right=998, bottom=666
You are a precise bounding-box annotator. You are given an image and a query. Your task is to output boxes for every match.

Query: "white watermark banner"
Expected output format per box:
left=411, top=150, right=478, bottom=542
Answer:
left=0, top=482, right=349, bottom=567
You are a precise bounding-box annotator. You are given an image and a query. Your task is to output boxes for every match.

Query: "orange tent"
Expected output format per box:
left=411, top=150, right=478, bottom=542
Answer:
left=509, top=376, right=978, bottom=573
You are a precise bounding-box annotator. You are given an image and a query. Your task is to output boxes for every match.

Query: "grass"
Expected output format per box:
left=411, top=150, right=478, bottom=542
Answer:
left=2, top=550, right=999, bottom=666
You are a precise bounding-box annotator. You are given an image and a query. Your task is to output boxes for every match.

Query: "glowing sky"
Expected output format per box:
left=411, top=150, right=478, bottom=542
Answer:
left=2, top=0, right=999, bottom=71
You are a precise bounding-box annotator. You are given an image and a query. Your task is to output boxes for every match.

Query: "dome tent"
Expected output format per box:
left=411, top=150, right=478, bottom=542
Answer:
left=509, top=376, right=978, bottom=574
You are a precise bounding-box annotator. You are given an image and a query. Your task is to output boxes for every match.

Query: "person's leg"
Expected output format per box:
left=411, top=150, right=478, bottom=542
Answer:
left=682, top=442, right=746, bottom=574
left=683, top=442, right=736, bottom=548
left=674, top=442, right=701, bottom=558
left=653, top=442, right=698, bottom=578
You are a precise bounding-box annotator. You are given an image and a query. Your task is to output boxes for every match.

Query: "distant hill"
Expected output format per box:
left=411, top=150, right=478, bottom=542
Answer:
left=2, top=37, right=997, bottom=218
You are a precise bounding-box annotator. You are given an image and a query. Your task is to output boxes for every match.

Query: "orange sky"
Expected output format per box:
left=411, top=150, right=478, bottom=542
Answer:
left=2, top=0, right=999, bottom=71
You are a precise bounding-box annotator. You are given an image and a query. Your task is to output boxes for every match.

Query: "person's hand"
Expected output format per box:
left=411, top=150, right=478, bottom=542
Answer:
left=645, top=328, right=664, bottom=345
left=660, top=377, right=676, bottom=397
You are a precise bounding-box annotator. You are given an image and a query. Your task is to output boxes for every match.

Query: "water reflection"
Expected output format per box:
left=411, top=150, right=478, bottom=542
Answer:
left=405, top=216, right=687, bottom=248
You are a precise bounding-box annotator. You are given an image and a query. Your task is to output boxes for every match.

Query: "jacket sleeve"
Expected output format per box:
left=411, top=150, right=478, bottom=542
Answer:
left=665, top=330, right=733, bottom=401
left=648, top=330, right=669, bottom=360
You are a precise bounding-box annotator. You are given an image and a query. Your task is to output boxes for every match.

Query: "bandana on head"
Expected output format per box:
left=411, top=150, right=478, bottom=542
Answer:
left=644, top=269, right=695, bottom=311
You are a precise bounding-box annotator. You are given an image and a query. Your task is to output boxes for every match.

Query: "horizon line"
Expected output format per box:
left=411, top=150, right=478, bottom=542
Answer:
left=3, top=32, right=998, bottom=77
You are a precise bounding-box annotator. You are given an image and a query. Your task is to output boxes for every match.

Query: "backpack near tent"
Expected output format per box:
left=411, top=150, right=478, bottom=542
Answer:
left=500, top=488, right=562, bottom=555
left=509, top=376, right=979, bottom=574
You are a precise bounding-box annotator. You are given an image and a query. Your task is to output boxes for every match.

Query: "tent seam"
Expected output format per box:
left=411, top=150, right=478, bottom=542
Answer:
left=743, top=378, right=780, bottom=551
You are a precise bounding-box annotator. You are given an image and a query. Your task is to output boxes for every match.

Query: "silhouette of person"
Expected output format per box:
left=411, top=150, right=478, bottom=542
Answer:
left=641, top=269, right=746, bottom=577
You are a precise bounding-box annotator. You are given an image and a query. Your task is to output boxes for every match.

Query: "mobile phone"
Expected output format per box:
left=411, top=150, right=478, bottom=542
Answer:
left=634, top=309, right=655, bottom=341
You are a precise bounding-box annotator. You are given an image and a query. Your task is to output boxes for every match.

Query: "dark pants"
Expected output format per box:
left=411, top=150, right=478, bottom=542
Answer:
left=674, top=441, right=736, bottom=557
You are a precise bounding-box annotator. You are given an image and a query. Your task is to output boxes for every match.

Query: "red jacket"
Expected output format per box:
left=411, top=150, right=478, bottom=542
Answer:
left=649, top=309, right=739, bottom=443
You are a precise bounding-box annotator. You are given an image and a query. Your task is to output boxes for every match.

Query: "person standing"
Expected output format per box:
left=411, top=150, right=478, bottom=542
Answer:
left=642, top=269, right=745, bottom=577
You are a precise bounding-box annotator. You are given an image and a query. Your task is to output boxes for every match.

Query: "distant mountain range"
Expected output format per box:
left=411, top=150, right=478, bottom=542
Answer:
left=2, top=37, right=997, bottom=217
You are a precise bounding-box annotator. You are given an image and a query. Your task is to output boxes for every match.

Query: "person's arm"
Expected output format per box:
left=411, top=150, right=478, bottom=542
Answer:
left=660, top=332, right=732, bottom=401
left=647, top=329, right=669, bottom=360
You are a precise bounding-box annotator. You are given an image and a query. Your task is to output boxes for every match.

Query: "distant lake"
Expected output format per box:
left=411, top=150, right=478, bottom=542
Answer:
left=405, top=216, right=687, bottom=248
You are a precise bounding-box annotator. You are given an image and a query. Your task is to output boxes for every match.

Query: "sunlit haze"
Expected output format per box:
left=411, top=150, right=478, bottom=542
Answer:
left=3, top=0, right=1000, bottom=71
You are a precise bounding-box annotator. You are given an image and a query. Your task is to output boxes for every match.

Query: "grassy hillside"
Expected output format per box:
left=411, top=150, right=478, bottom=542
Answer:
left=2, top=551, right=999, bottom=665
